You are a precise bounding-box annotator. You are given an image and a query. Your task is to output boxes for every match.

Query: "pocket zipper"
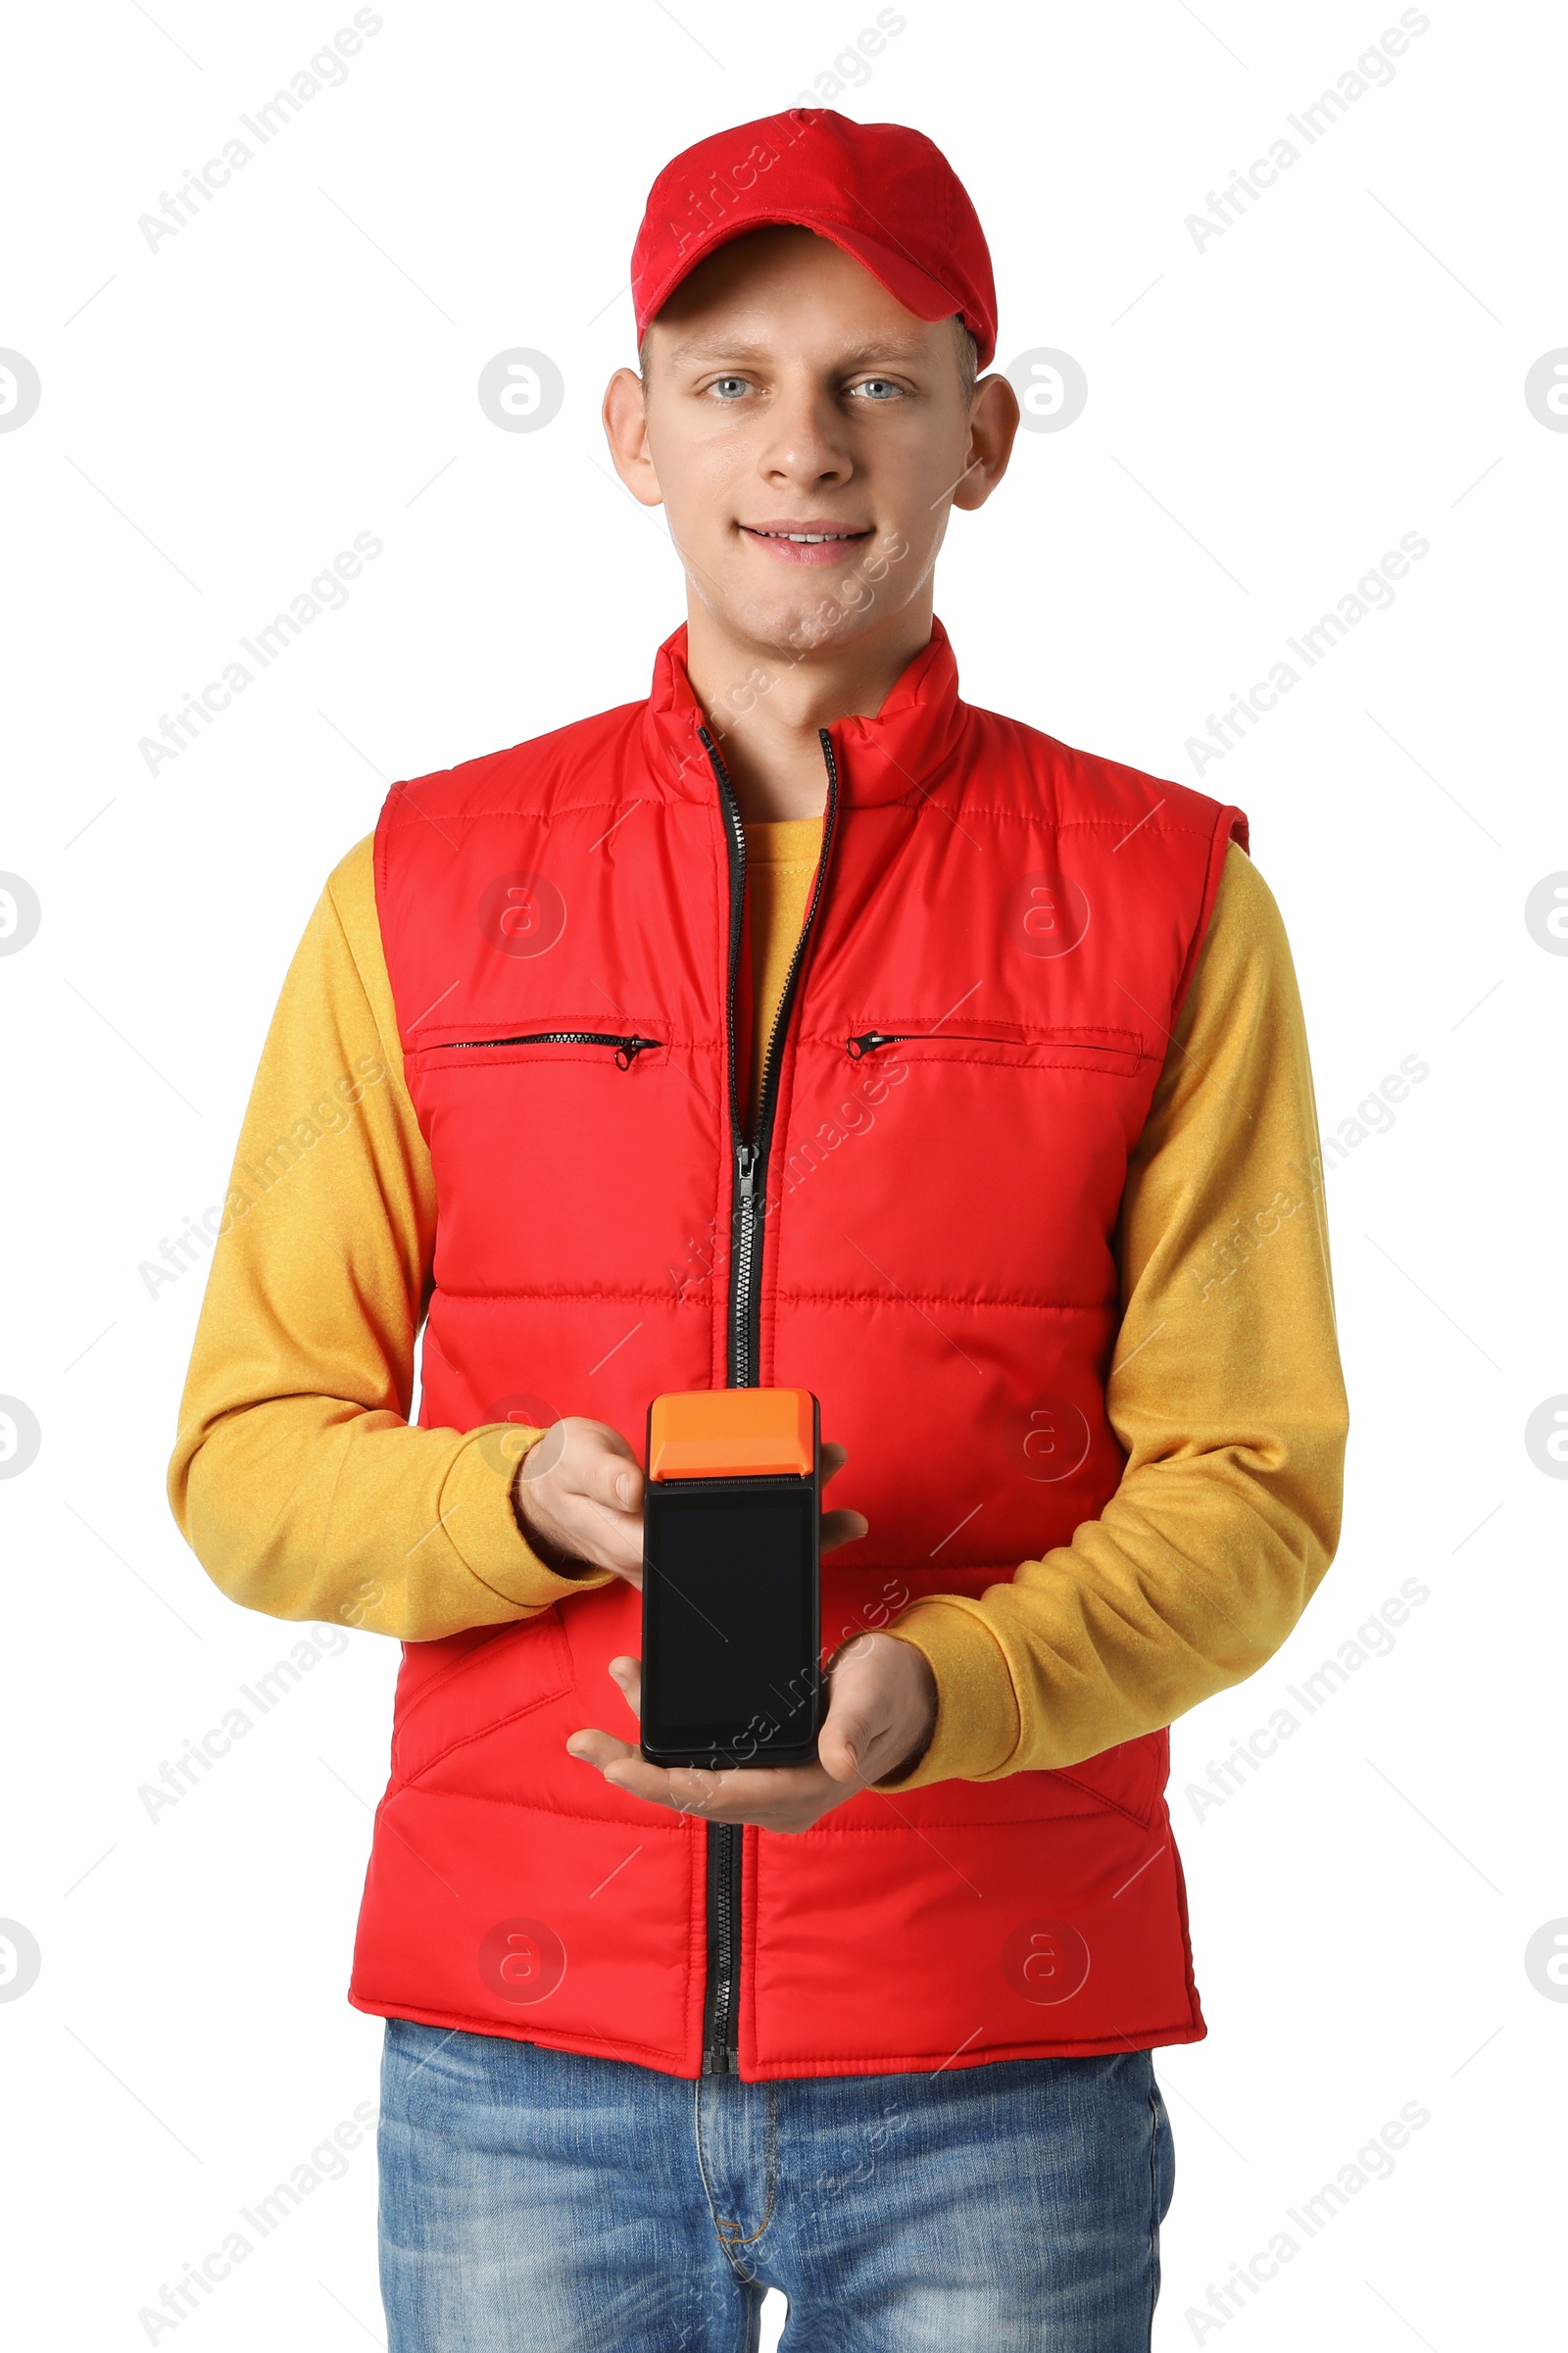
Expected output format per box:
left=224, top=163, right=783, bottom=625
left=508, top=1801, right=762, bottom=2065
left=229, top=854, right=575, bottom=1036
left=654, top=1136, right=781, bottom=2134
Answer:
left=845, top=1029, right=1135, bottom=1061
left=433, top=1030, right=662, bottom=1069
left=846, top=1028, right=1012, bottom=1057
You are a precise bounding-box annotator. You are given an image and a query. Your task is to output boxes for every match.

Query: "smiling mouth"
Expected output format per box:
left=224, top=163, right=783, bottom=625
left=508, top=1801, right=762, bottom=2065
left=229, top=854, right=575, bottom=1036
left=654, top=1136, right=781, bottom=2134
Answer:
left=740, top=524, right=873, bottom=544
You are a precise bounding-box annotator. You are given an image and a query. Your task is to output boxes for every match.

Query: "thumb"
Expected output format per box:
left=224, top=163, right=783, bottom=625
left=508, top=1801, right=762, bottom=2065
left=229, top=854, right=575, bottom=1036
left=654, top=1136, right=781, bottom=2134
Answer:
left=585, top=1447, right=644, bottom=1514
left=817, top=1690, right=876, bottom=1786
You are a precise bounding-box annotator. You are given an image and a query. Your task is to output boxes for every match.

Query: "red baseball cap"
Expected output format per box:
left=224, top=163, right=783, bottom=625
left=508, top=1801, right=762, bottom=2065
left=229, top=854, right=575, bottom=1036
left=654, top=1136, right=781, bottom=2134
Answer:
left=631, top=109, right=997, bottom=370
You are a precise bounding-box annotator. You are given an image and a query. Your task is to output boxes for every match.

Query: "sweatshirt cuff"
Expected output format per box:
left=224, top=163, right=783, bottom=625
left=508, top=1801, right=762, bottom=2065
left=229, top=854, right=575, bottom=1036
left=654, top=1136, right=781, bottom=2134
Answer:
left=874, top=1599, right=1022, bottom=1790
left=436, top=1426, right=616, bottom=1612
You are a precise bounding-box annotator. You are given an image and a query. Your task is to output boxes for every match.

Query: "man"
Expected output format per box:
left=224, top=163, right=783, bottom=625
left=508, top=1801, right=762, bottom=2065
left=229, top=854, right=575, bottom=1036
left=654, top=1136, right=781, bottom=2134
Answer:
left=172, top=111, right=1347, bottom=2350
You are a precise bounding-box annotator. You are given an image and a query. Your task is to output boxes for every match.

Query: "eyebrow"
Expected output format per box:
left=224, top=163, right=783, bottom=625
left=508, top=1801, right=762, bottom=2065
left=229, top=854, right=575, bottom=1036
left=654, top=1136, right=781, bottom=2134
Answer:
left=656, top=331, right=937, bottom=369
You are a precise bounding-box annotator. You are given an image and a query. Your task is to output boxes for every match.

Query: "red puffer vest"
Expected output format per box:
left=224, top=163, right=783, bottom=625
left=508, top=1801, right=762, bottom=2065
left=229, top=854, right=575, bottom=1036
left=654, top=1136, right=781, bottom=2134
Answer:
left=350, top=618, right=1247, bottom=2081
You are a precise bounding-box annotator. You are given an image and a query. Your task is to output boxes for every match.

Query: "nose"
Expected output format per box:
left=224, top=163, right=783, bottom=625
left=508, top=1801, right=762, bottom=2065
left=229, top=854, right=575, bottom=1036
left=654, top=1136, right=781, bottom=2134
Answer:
left=755, top=370, right=855, bottom=495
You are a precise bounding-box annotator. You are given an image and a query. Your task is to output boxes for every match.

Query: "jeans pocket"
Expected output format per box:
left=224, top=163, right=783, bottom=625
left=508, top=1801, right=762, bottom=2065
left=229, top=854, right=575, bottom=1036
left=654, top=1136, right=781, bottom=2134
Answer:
left=1151, top=2074, right=1176, bottom=2229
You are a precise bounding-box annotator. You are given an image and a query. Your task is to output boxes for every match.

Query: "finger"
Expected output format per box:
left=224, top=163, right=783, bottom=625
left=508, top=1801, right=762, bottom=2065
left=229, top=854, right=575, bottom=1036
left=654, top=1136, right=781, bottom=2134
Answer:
left=517, top=1422, right=646, bottom=1578
left=580, top=1433, right=645, bottom=1515
left=820, top=1506, right=869, bottom=1554
left=817, top=1693, right=879, bottom=1784
left=608, top=1654, right=643, bottom=1720
left=566, top=1742, right=719, bottom=1815
left=516, top=1493, right=642, bottom=1584
left=530, top=1420, right=644, bottom=1513
left=815, top=1652, right=890, bottom=1785
left=564, top=1726, right=832, bottom=1826
left=820, top=1441, right=848, bottom=1483
left=571, top=1491, right=646, bottom=1579
left=564, top=1727, right=641, bottom=1771
left=631, top=1761, right=828, bottom=1818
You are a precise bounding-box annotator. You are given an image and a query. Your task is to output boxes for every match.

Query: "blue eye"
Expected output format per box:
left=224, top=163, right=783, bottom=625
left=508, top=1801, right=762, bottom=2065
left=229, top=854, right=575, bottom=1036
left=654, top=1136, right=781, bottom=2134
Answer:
left=710, top=376, right=751, bottom=400
left=853, top=378, right=902, bottom=401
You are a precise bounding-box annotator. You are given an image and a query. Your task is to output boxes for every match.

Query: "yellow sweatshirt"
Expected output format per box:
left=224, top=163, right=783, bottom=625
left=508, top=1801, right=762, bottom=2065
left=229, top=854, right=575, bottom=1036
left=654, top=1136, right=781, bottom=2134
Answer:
left=170, top=823, right=1348, bottom=1790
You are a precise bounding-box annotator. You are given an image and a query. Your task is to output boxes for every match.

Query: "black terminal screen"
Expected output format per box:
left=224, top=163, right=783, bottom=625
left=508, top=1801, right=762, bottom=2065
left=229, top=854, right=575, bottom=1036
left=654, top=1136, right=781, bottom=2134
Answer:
left=643, top=1484, right=817, bottom=1757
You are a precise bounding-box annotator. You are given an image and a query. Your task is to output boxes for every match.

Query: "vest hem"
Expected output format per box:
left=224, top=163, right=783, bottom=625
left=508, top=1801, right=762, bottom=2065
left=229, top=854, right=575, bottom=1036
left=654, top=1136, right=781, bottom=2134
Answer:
left=739, top=2023, right=1208, bottom=2080
left=348, top=1990, right=693, bottom=2073
left=348, top=1990, right=1207, bottom=2081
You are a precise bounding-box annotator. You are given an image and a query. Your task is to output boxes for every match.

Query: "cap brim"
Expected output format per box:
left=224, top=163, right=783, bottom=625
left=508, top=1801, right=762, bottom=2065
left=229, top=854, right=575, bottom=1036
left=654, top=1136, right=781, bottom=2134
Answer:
left=637, top=207, right=990, bottom=366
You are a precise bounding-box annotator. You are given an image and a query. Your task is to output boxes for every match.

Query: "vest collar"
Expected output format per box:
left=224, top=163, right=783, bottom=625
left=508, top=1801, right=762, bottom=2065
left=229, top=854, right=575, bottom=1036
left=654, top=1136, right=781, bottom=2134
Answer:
left=640, top=616, right=970, bottom=809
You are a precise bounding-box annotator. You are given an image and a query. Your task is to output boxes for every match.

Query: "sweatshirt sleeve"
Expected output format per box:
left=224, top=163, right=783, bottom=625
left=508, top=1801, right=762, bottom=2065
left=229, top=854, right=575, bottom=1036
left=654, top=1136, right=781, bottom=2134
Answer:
left=167, top=835, right=614, bottom=1641
left=878, top=841, right=1349, bottom=1788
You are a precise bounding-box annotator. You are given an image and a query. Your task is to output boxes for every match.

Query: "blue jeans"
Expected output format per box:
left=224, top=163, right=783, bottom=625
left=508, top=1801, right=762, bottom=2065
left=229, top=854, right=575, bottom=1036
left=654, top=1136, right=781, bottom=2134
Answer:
left=377, top=2019, right=1175, bottom=2351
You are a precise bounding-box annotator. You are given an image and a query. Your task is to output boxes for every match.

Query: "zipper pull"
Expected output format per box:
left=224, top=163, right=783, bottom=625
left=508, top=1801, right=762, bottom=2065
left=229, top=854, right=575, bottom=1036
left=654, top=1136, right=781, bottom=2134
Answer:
left=736, top=1143, right=758, bottom=1209
left=846, top=1030, right=892, bottom=1058
left=613, top=1036, right=660, bottom=1069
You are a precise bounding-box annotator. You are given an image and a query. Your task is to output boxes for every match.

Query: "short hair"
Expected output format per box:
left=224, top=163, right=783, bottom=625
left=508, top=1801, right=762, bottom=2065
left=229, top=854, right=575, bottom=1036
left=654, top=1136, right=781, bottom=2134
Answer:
left=952, top=319, right=979, bottom=406
left=637, top=312, right=980, bottom=405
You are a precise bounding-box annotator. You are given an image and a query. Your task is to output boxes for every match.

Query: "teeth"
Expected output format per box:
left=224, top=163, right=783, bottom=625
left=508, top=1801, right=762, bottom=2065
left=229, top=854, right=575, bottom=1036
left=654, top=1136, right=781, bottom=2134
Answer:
left=756, top=529, right=859, bottom=542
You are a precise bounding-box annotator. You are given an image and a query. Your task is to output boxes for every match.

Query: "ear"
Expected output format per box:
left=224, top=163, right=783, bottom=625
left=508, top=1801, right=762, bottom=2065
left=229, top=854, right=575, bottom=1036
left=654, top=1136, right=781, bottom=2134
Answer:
left=952, top=372, right=1020, bottom=513
left=602, top=367, right=664, bottom=510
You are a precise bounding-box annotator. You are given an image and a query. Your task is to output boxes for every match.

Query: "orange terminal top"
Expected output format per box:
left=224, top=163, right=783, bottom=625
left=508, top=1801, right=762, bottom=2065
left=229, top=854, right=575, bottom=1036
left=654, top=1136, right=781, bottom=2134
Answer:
left=647, top=1388, right=816, bottom=1480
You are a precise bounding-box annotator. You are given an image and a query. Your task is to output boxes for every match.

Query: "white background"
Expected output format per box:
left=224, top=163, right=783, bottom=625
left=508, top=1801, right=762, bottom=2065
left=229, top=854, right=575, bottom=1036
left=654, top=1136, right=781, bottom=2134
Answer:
left=2, top=1, right=1564, bottom=2345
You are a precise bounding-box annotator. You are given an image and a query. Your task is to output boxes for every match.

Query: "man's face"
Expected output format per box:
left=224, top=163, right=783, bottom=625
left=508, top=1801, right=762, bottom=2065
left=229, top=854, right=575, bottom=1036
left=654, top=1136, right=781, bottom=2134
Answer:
left=607, top=227, right=1009, bottom=661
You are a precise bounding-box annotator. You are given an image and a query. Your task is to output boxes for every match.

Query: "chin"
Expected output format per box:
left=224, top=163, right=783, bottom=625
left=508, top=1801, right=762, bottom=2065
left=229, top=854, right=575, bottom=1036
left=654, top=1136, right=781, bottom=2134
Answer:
left=730, top=590, right=880, bottom=662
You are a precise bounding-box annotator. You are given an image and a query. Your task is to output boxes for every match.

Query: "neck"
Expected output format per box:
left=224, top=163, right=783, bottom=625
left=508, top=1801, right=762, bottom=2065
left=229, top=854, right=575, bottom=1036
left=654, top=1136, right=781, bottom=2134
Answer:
left=682, top=592, right=934, bottom=820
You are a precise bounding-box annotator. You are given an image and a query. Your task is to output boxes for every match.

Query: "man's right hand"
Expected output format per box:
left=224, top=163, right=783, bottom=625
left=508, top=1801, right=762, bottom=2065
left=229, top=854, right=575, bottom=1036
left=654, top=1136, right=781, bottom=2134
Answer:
left=509, top=1418, right=867, bottom=1589
left=510, top=1418, right=647, bottom=1585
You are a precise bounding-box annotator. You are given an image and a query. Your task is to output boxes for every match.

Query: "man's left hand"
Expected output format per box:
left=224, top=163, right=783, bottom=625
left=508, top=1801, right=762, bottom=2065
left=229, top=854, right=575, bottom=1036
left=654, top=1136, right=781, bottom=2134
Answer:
left=565, top=1632, right=939, bottom=1833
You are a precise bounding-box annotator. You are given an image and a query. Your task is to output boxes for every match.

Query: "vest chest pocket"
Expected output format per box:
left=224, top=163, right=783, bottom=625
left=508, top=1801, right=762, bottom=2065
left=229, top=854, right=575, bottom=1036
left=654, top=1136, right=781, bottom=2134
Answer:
left=408, top=1023, right=667, bottom=1073
left=786, top=1018, right=1160, bottom=1302
left=842, top=1020, right=1151, bottom=1080
left=402, top=1015, right=710, bottom=1300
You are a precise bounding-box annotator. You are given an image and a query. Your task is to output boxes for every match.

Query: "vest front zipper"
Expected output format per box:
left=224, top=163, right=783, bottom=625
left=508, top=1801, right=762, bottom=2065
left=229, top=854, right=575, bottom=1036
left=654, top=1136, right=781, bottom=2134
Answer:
left=695, top=720, right=841, bottom=2076
left=433, top=1030, right=661, bottom=1068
